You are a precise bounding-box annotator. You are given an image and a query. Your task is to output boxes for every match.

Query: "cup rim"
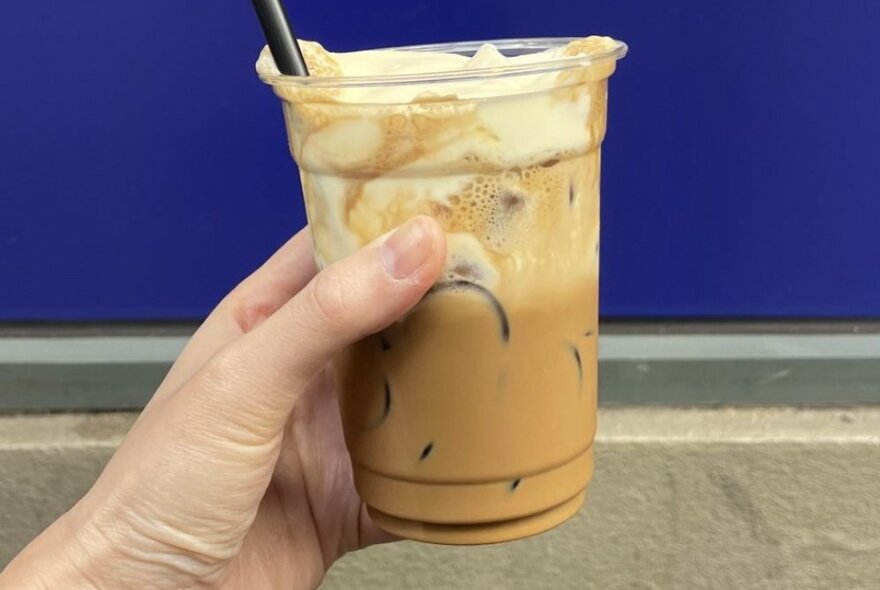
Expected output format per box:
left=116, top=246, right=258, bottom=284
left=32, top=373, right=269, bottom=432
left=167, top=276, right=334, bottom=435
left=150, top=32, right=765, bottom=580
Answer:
left=257, top=37, right=627, bottom=89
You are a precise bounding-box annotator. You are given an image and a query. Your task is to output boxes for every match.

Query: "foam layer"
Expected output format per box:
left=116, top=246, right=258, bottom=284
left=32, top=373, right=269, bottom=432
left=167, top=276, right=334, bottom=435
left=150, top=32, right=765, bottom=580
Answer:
left=265, top=38, right=618, bottom=277
left=256, top=37, right=622, bottom=104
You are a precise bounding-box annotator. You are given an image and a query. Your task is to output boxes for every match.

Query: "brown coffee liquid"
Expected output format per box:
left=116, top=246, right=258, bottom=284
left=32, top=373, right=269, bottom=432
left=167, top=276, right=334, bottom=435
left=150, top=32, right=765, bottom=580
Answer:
left=330, top=149, right=601, bottom=538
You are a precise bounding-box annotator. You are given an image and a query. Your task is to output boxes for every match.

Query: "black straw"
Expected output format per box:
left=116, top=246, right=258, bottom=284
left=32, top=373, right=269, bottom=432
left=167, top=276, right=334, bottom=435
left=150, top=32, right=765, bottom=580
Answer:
left=251, top=0, right=310, bottom=76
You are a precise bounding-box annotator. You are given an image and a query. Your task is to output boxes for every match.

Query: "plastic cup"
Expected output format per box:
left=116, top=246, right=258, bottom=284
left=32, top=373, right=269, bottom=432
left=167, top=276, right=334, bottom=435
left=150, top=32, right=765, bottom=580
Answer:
left=259, top=37, right=626, bottom=544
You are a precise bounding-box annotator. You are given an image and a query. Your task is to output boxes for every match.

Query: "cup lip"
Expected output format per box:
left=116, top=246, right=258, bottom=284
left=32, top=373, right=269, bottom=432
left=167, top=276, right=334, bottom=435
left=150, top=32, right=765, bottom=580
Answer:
left=258, top=37, right=627, bottom=89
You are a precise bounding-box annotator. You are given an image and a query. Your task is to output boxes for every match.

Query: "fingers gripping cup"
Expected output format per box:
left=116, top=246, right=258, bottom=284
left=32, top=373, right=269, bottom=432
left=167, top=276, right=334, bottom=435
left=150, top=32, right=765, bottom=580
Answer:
left=258, top=37, right=626, bottom=544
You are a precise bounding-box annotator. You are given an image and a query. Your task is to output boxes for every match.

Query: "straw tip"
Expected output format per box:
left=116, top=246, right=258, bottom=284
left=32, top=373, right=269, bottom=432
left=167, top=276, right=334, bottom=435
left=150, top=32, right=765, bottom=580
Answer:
left=250, top=0, right=309, bottom=76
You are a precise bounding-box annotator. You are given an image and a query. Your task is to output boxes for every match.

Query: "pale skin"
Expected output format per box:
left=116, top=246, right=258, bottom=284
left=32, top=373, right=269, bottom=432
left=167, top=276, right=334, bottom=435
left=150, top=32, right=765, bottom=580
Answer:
left=0, top=217, right=447, bottom=590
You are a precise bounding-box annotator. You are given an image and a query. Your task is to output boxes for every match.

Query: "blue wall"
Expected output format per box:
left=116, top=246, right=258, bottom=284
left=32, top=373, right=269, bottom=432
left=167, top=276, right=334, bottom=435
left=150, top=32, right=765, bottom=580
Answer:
left=2, top=1, right=879, bottom=320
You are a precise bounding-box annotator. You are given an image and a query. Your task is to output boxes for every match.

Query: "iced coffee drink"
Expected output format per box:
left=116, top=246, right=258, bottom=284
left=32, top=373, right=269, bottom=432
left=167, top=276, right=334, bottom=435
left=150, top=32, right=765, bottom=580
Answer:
left=257, top=36, right=626, bottom=544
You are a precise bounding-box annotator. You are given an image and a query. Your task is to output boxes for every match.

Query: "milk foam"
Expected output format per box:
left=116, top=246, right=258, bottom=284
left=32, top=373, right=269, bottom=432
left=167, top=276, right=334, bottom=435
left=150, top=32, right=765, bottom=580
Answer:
left=256, top=37, right=622, bottom=104
left=258, top=37, right=620, bottom=282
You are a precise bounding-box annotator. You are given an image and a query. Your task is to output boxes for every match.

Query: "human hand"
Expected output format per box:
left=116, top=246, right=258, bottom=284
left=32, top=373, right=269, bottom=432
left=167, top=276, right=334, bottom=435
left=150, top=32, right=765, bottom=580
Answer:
left=1, top=217, right=446, bottom=590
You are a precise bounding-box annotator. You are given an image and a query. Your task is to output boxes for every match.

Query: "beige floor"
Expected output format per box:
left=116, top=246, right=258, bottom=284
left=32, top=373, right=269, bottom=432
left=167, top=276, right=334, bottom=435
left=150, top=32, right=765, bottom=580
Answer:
left=2, top=408, right=879, bottom=589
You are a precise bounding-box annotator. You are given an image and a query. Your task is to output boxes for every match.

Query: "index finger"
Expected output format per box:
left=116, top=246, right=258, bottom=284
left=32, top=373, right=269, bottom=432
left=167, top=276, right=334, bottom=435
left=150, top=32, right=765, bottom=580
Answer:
left=153, top=227, right=317, bottom=402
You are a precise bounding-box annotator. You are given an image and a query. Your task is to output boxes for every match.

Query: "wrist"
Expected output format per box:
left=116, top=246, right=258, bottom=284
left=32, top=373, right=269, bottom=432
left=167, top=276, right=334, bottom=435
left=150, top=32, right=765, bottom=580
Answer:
left=0, top=509, right=107, bottom=590
left=31, top=499, right=233, bottom=590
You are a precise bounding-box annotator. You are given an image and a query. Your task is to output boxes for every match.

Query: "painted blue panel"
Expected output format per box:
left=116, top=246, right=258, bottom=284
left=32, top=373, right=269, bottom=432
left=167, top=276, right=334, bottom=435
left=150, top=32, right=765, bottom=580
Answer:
left=1, top=1, right=879, bottom=320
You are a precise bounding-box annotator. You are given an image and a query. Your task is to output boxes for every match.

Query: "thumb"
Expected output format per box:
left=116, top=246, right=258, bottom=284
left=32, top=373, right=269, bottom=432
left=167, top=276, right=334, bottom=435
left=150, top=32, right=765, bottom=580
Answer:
left=197, top=215, right=446, bottom=438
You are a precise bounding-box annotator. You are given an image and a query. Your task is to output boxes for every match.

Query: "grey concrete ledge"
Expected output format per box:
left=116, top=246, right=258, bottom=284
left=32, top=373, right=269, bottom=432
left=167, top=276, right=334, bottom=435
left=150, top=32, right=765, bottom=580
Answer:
left=6, top=333, right=880, bottom=365
left=4, top=327, right=880, bottom=411
left=2, top=408, right=879, bottom=589
left=3, top=320, right=879, bottom=338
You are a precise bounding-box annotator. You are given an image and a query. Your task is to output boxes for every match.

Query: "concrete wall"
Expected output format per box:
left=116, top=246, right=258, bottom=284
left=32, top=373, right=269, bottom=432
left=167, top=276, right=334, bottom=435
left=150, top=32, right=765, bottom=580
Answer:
left=2, top=409, right=879, bottom=589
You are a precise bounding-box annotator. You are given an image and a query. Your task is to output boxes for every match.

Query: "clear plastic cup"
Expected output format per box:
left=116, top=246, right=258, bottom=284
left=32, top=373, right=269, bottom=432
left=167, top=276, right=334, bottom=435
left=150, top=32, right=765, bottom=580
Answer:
left=259, top=37, right=626, bottom=544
